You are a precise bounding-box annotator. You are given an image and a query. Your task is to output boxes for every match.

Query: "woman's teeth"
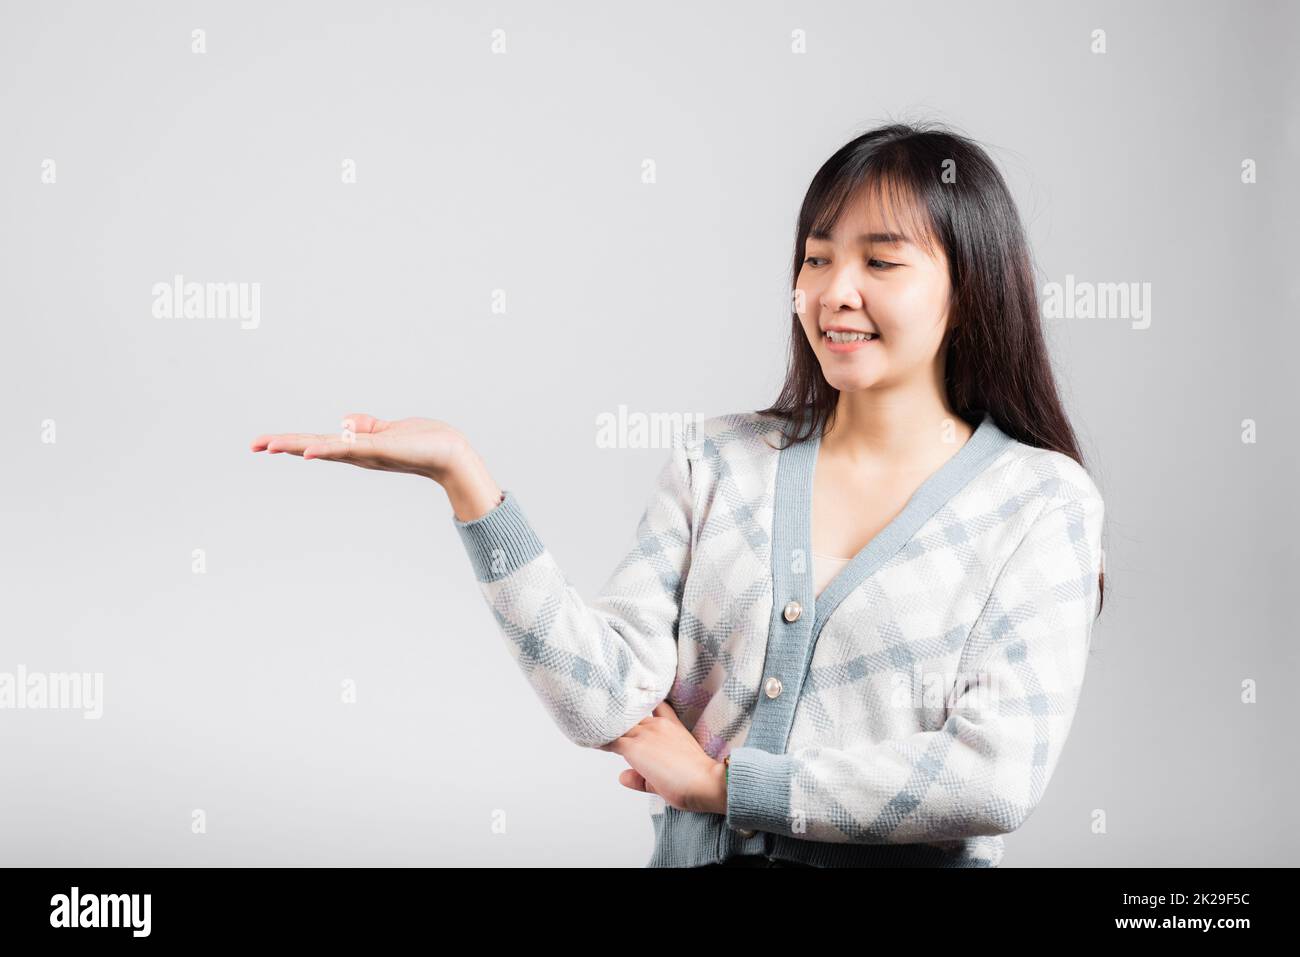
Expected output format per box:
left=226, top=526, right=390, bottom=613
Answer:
left=825, top=330, right=879, bottom=343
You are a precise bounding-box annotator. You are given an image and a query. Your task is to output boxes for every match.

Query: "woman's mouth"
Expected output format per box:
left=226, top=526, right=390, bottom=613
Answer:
left=823, top=329, right=880, bottom=353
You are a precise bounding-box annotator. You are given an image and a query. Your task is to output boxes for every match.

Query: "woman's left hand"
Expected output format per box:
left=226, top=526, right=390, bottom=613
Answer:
left=598, top=702, right=727, bottom=815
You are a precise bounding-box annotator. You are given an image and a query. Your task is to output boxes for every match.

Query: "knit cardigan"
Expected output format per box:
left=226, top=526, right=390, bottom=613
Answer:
left=452, top=408, right=1105, bottom=867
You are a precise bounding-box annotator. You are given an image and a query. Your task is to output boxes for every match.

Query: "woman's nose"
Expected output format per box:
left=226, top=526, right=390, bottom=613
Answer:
left=821, top=280, right=863, bottom=313
left=819, top=262, right=865, bottom=313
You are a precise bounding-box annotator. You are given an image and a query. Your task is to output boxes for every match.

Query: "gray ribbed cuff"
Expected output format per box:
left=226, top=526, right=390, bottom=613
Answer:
left=451, top=489, right=545, bottom=583
left=724, top=745, right=796, bottom=836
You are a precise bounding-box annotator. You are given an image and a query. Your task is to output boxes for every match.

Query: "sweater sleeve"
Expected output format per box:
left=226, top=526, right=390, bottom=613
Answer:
left=451, top=442, right=695, bottom=750
left=725, top=492, right=1105, bottom=844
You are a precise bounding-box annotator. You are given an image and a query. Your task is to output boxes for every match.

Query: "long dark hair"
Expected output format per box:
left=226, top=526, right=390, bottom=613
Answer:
left=758, top=121, right=1105, bottom=613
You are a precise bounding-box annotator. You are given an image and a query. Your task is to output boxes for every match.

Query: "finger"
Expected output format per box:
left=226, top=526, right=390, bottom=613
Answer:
left=598, top=737, right=625, bottom=756
left=618, top=769, right=649, bottom=792
left=636, top=701, right=675, bottom=727
left=255, top=433, right=334, bottom=455
left=340, top=413, right=390, bottom=435
left=251, top=433, right=295, bottom=452
left=302, top=434, right=379, bottom=462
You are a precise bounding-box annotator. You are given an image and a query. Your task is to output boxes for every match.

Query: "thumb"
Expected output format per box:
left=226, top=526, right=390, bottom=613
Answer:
left=619, top=769, right=651, bottom=793
left=340, top=412, right=389, bottom=435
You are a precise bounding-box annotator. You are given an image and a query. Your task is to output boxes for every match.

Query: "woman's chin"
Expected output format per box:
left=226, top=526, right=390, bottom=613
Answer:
left=821, top=370, right=883, bottom=393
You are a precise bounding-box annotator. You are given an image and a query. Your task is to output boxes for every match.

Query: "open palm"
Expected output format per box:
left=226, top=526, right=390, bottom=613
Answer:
left=250, top=413, right=468, bottom=481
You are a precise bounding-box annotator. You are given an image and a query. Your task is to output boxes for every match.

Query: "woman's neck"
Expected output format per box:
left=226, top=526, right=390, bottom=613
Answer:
left=821, top=390, right=973, bottom=468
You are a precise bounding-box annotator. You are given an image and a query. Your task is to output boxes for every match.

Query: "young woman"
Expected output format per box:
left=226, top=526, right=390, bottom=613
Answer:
left=252, top=122, right=1107, bottom=868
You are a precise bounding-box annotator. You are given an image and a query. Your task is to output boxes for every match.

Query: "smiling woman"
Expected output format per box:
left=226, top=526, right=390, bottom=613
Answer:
left=799, top=199, right=950, bottom=374
left=250, top=120, right=1107, bottom=869
left=764, top=121, right=1104, bottom=609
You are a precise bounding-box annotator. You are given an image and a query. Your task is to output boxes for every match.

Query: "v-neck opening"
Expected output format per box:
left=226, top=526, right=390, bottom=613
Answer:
left=812, top=413, right=971, bottom=605
left=743, top=405, right=1018, bottom=760
left=782, top=407, right=1018, bottom=639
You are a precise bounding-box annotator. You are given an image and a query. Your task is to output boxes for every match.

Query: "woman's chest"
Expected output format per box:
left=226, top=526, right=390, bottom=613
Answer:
left=681, top=438, right=1001, bottom=745
left=810, top=458, right=926, bottom=560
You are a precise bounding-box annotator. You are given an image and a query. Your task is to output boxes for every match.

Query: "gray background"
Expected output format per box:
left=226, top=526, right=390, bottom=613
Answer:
left=1, top=0, right=1296, bottom=866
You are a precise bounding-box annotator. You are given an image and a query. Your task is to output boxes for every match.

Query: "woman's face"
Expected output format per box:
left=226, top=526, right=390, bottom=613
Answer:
left=795, top=188, right=953, bottom=394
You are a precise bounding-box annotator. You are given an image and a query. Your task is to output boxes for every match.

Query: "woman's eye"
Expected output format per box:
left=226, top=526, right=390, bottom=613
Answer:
left=802, top=256, right=898, bottom=270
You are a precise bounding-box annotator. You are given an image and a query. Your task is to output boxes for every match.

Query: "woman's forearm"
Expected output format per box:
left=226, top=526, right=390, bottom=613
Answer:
left=449, top=442, right=692, bottom=749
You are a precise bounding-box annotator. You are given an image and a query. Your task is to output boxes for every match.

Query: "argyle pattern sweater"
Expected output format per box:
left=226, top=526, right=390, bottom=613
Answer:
left=452, top=408, right=1105, bottom=867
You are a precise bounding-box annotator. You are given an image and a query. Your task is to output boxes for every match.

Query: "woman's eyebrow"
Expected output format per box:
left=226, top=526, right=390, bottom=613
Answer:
left=808, top=229, right=912, bottom=246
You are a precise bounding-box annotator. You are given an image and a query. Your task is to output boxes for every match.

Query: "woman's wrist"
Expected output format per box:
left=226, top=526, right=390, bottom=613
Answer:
left=440, top=445, right=504, bottom=523
left=707, top=758, right=729, bottom=816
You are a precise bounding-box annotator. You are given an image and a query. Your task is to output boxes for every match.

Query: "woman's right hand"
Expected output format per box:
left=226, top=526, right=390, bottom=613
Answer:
left=251, top=413, right=505, bottom=520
